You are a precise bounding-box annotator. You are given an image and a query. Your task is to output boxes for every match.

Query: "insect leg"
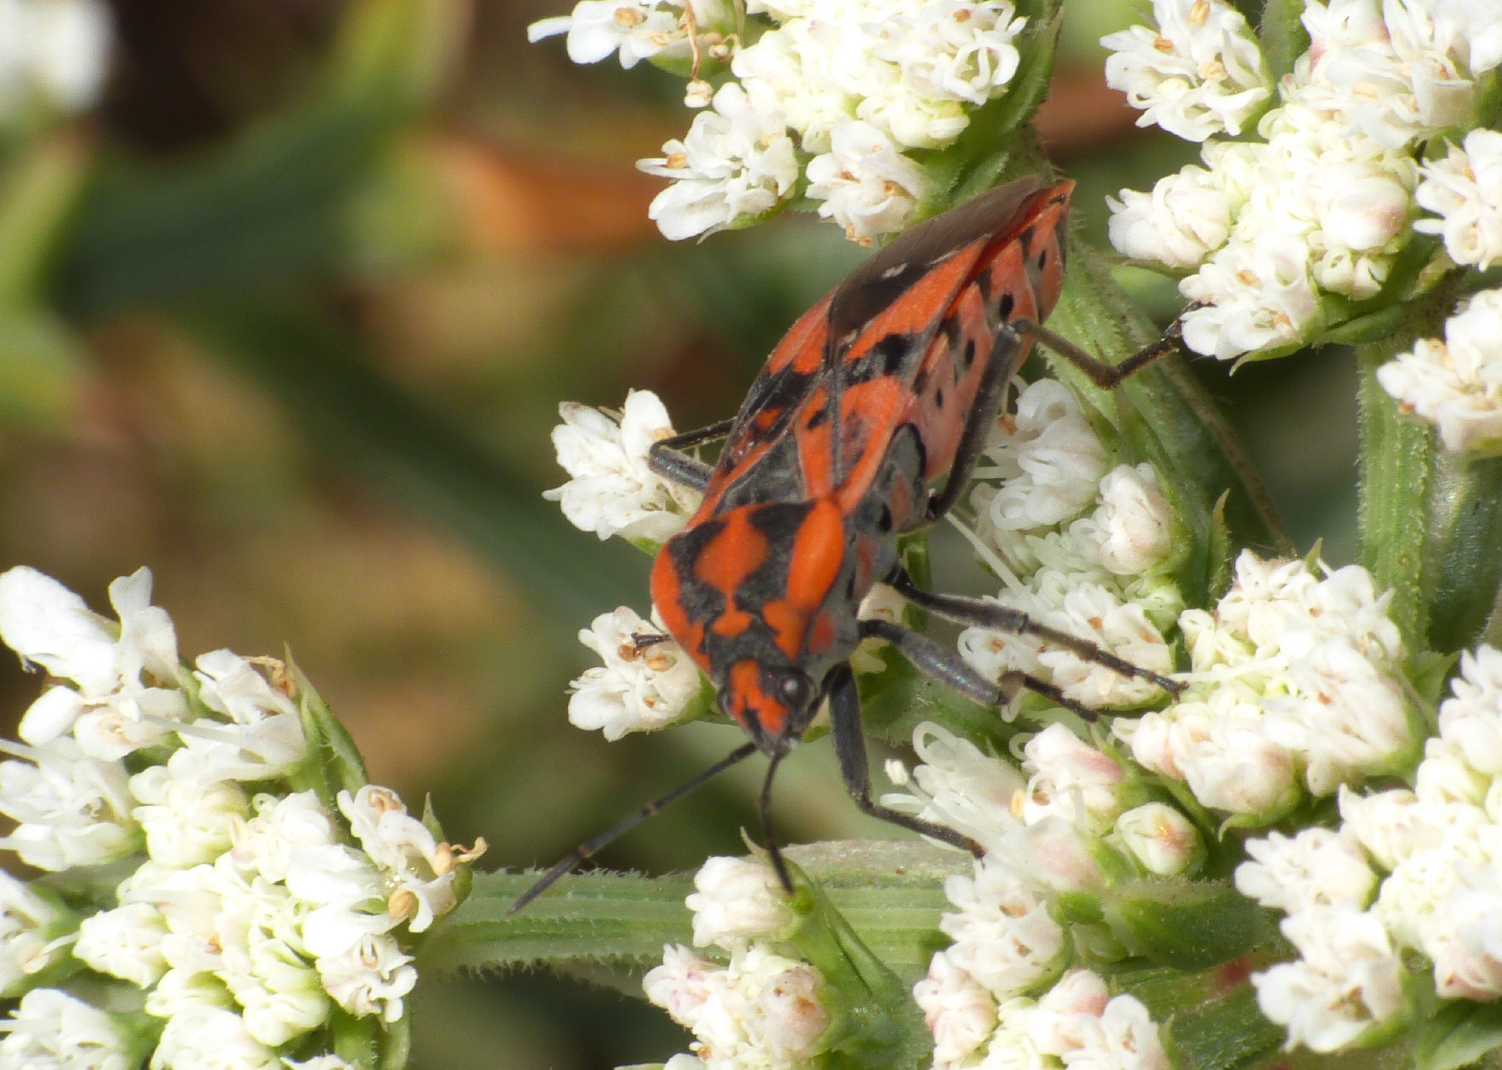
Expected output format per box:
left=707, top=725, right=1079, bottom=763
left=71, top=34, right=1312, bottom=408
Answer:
left=647, top=417, right=737, bottom=492
left=760, top=749, right=793, bottom=893
left=509, top=741, right=759, bottom=914
left=1010, top=318, right=1184, bottom=390
left=887, top=569, right=1184, bottom=698
left=858, top=618, right=1107, bottom=721
left=825, top=663, right=983, bottom=855
left=922, top=325, right=1027, bottom=524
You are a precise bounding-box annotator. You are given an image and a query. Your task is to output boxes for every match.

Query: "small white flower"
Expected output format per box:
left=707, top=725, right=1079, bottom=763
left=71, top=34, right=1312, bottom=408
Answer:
left=639, top=81, right=799, bottom=241
left=805, top=120, right=931, bottom=245
left=129, top=750, right=248, bottom=867
left=1377, top=289, right=1502, bottom=455
left=544, top=390, right=701, bottom=543
left=570, top=606, right=703, bottom=740
left=0, top=736, right=138, bottom=870
left=0, top=988, right=138, bottom=1070
left=1118, top=691, right=1299, bottom=817
left=645, top=943, right=829, bottom=1068
left=939, top=856, right=1064, bottom=999
left=686, top=856, right=796, bottom=951
left=527, top=0, right=682, bottom=69
left=1179, top=231, right=1322, bottom=360
left=913, top=950, right=998, bottom=1070
left=1414, top=737, right=1489, bottom=807
left=1337, top=785, right=1485, bottom=872
left=194, top=650, right=298, bottom=724
left=1101, top=0, right=1272, bottom=142
left=1235, top=828, right=1377, bottom=914
left=232, top=790, right=340, bottom=884
left=0, top=566, right=124, bottom=698
left=1027, top=968, right=1108, bottom=1054
left=151, top=1005, right=281, bottom=1070
left=874, top=2, right=1027, bottom=109
left=282, top=1057, right=359, bottom=1070
left=1439, top=643, right=1502, bottom=772
left=0, top=873, right=71, bottom=996
left=960, top=574, right=1175, bottom=709
left=74, top=902, right=169, bottom=988
left=1252, top=908, right=1407, bottom=1053
left=1113, top=802, right=1203, bottom=876
left=1092, top=464, right=1176, bottom=575
left=1107, top=162, right=1237, bottom=270
left=316, top=931, right=416, bottom=1024
left=337, top=784, right=473, bottom=933
left=973, top=379, right=1108, bottom=533
left=881, top=721, right=1023, bottom=855
left=1017, top=724, right=1126, bottom=832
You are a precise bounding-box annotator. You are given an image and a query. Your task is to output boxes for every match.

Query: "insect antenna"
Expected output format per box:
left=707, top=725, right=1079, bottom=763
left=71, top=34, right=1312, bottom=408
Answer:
left=510, top=741, right=760, bottom=915
left=759, top=748, right=793, bottom=894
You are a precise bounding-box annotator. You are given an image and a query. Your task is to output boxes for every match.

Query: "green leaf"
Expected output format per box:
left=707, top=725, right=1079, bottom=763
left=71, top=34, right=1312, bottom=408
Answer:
left=1414, top=1000, right=1502, bottom=1070
left=783, top=858, right=932, bottom=1070
left=288, top=656, right=370, bottom=811
left=1257, top=0, right=1309, bottom=82
left=419, top=843, right=962, bottom=985
left=1103, top=878, right=1278, bottom=971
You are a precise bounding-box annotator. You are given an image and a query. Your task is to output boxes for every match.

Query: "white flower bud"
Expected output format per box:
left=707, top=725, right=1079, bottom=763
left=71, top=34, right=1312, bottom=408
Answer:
left=0, top=989, right=141, bottom=1070
left=1415, top=129, right=1502, bottom=268
left=129, top=752, right=248, bottom=867
left=75, top=902, right=169, bottom=988
left=939, top=857, right=1064, bottom=998
left=1092, top=464, right=1176, bottom=575
left=1019, top=725, right=1126, bottom=831
left=1108, top=164, right=1235, bottom=269
left=0, top=873, right=72, bottom=997
left=1235, top=827, right=1376, bottom=914
left=913, top=951, right=998, bottom=1069
left=1252, top=908, right=1406, bottom=1054
left=152, top=1005, right=281, bottom=1070
left=980, top=380, right=1107, bottom=532
left=316, top=932, right=416, bottom=1024
left=686, top=856, right=796, bottom=951
left=1114, top=802, right=1203, bottom=876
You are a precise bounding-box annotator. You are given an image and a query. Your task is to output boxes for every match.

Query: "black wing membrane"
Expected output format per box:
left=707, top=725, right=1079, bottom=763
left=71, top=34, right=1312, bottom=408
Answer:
left=821, top=177, right=1046, bottom=485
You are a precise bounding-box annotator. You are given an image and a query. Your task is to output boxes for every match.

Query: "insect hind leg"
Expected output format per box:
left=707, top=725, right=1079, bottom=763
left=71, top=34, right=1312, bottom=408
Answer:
left=858, top=618, right=1110, bottom=722
left=825, top=664, right=984, bottom=855
left=647, top=417, right=736, bottom=492
left=1010, top=317, right=1185, bottom=390
left=887, top=569, right=1183, bottom=698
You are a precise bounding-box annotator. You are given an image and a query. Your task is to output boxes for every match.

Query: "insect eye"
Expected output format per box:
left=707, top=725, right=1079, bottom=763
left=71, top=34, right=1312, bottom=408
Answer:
left=778, top=671, right=815, bottom=710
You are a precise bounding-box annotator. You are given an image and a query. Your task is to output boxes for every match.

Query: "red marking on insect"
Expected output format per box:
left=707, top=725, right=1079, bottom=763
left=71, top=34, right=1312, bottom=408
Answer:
left=514, top=176, right=1185, bottom=912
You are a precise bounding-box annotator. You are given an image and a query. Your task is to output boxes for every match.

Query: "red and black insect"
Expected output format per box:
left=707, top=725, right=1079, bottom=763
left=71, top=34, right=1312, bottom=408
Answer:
left=515, top=176, right=1185, bottom=911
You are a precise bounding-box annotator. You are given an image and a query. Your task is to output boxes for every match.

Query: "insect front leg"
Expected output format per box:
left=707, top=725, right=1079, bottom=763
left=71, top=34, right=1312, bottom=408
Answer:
left=886, top=569, right=1183, bottom=698
left=857, top=618, right=1108, bottom=723
left=825, top=663, right=983, bottom=855
left=647, top=417, right=737, bottom=492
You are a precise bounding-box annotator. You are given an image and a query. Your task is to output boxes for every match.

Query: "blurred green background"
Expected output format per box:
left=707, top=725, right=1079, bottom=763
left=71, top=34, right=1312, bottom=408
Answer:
left=0, top=1, right=1357, bottom=1066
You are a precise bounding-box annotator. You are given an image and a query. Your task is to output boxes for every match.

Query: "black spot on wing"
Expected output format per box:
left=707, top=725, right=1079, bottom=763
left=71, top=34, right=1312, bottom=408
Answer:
left=999, top=292, right=1015, bottom=320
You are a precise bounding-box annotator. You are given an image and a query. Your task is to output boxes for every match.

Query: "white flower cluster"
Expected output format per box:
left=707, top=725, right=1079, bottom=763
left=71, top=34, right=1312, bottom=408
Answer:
left=1106, top=0, right=1502, bottom=361
left=642, top=857, right=826, bottom=1070
left=0, top=567, right=480, bottom=1069
left=545, top=390, right=702, bottom=545
left=916, top=963, right=1170, bottom=1070
left=1377, top=286, right=1502, bottom=455
left=956, top=380, right=1183, bottom=710
left=884, top=721, right=1203, bottom=884
left=1118, top=550, right=1414, bottom=818
left=1237, top=644, right=1502, bottom=1052
left=0, top=0, right=111, bottom=121
left=532, top=0, right=1032, bottom=242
